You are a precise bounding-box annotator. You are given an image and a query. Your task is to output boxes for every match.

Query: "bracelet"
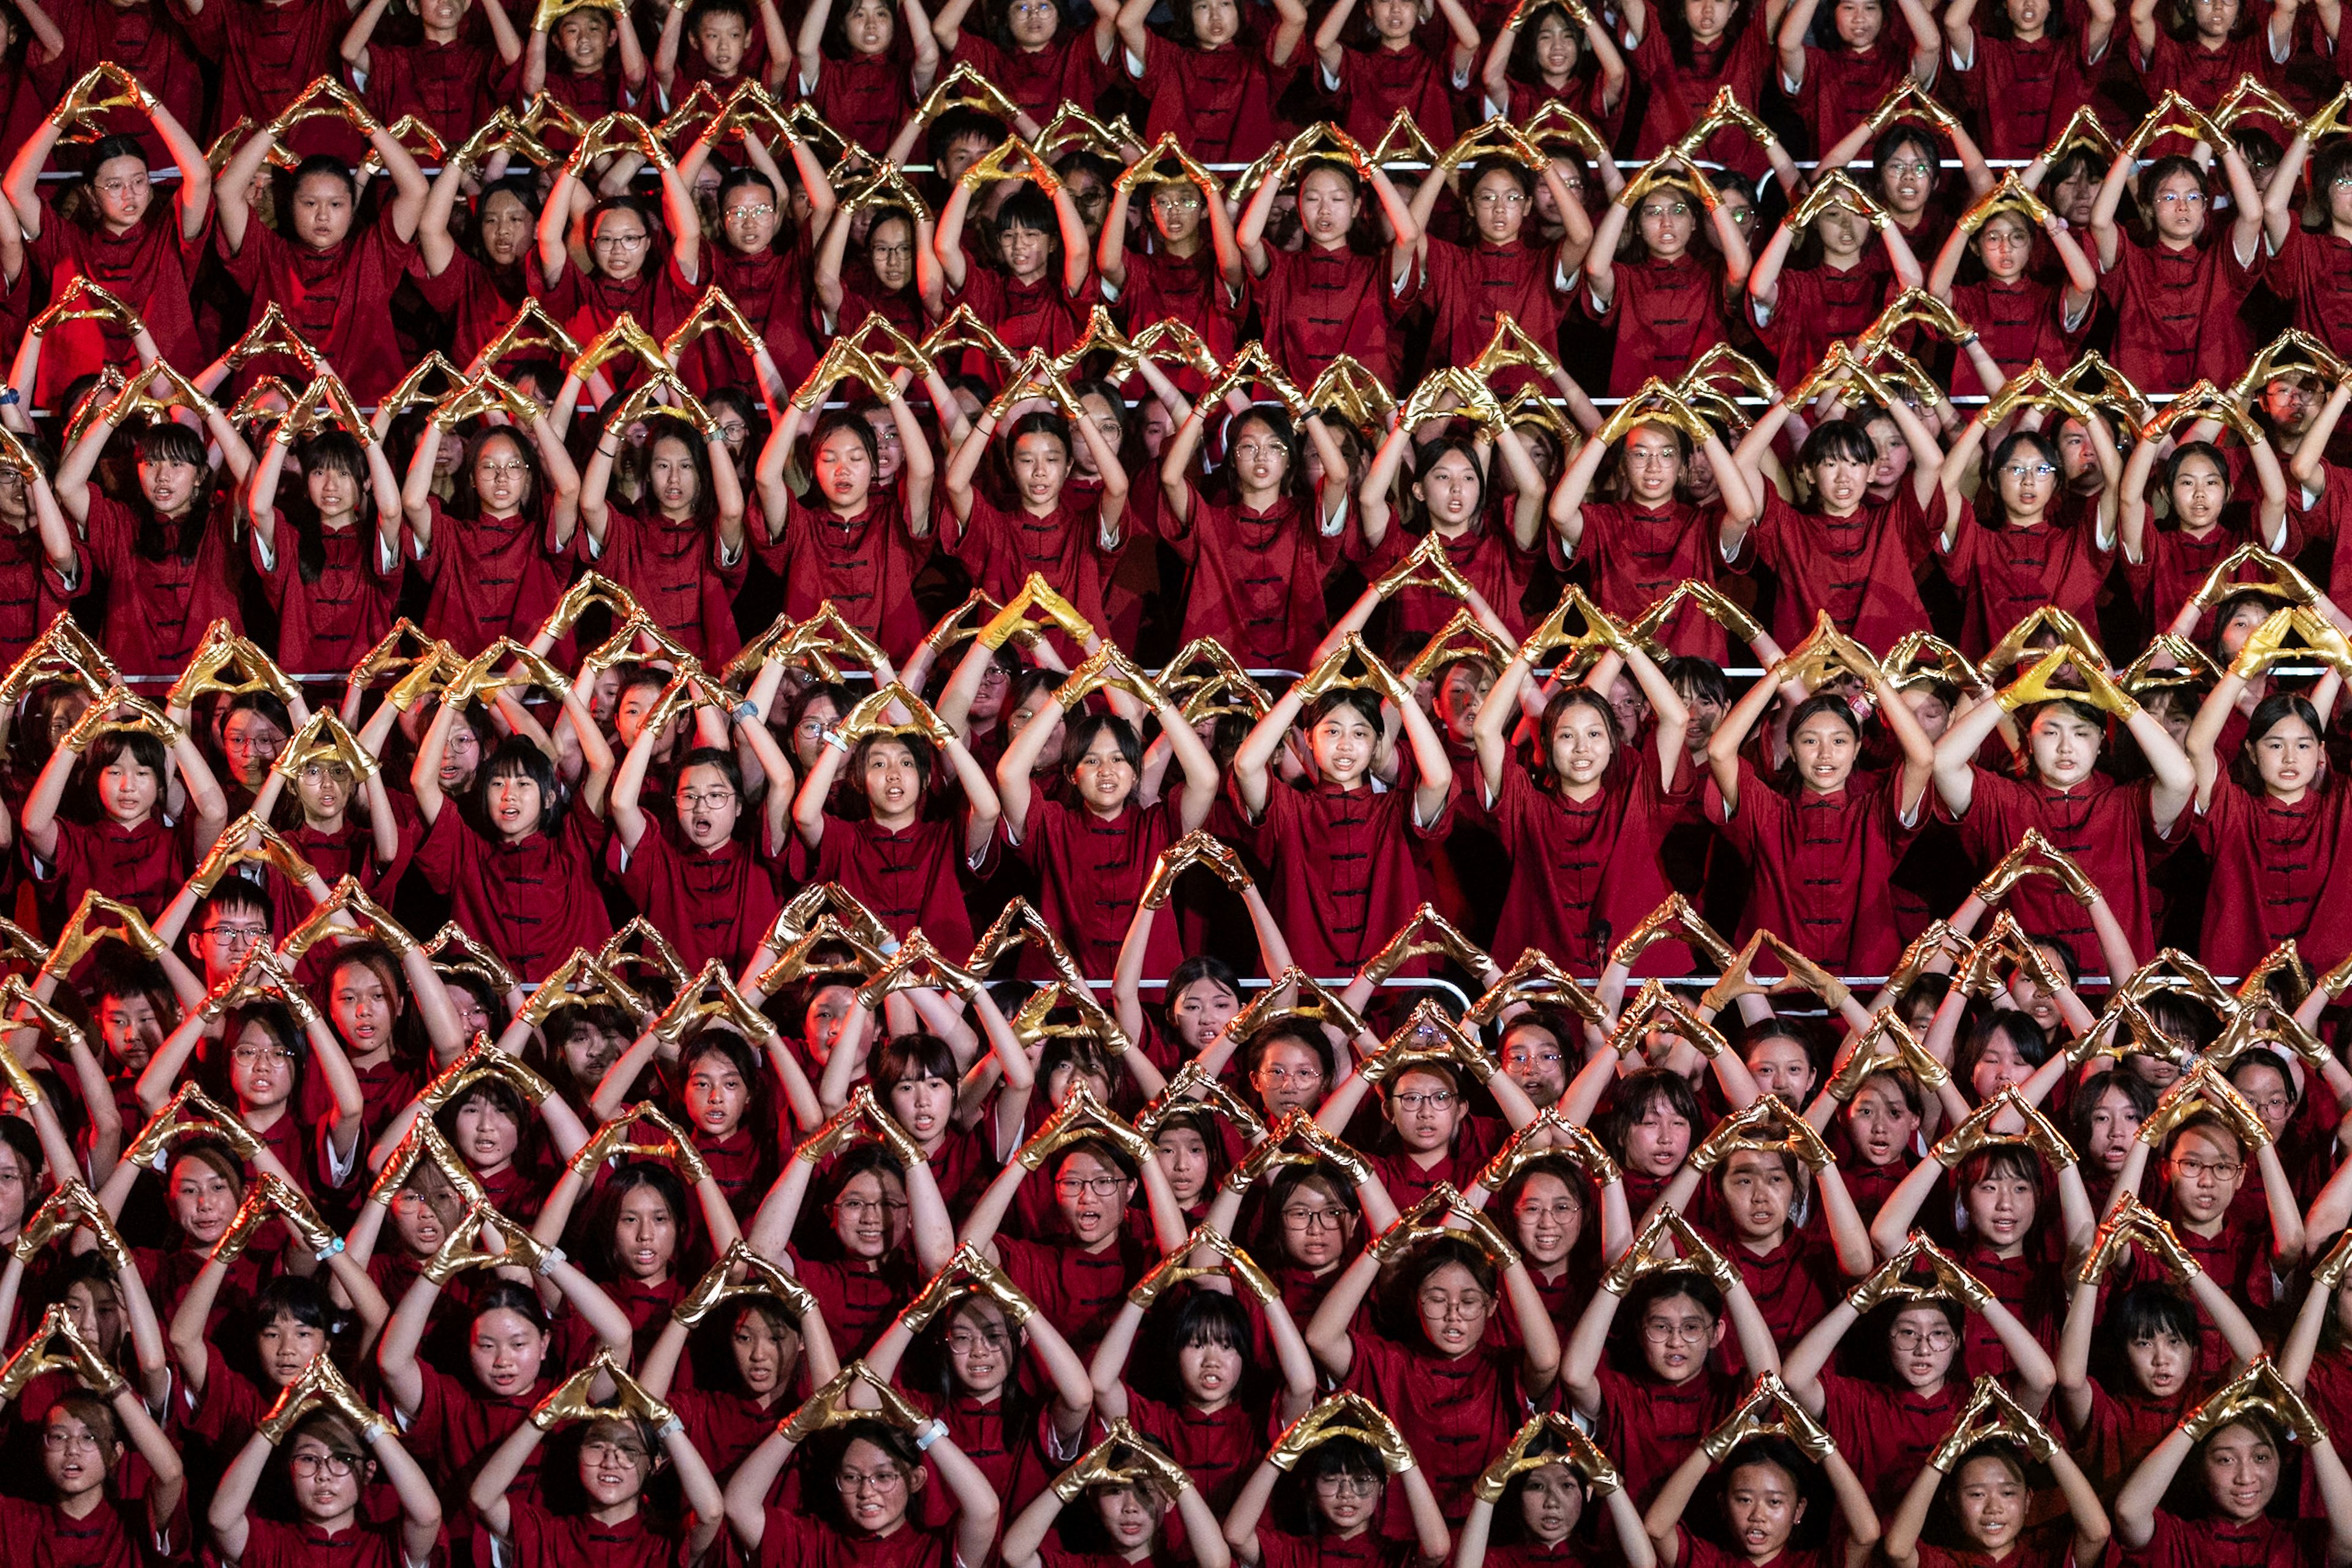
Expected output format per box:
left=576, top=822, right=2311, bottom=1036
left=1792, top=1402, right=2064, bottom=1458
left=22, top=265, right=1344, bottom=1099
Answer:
left=315, top=1235, right=346, bottom=1262
left=0, top=388, right=19, bottom=408
left=536, top=1245, right=567, bottom=1276
left=914, top=1417, right=949, bottom=1452
left=823, top=728, right=851, bottom=753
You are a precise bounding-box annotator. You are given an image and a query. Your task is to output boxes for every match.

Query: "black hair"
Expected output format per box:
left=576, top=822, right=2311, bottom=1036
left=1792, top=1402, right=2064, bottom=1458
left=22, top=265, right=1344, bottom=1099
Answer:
left=929, top=106, right=1011, bottom=166
left=291, top=430, right=373, bottom=584
left=1623, top=1270, right=1725, bottom=1330
left=287, top=153, right=359, bottom=210
left=2092, top=1281, right=2201, bottom=1389
left=585, top=1162, right=695, bottom=1282
left=2136, top=154, right=2206, bottom=213
left=1303, top=687, right=1384, bottom=735
left=1662, top=655, right=1730, bottom=711
left=195, top=879, right=274, bottom=931
left=83, top=729, right=171, bottom=805
left=674, top=745, right=745, bottom=800
left=473, top=1277, right=554, bottom=1335
left=872, top=1031, right=960, bottom=1096
left=2069, top=1068, right=2157, bottom=1158
left=2240, top=694, right=2325, bottom=789
left=1534, top=684, right=1621, bottom=794
left=1608, top=1068, right=1702, bottom=1166
left=130, top=421, right=213, bottom=560
left=809, top=407, right=881, bottom=479
left=1798, top=418, right=1879, bottom=472
left=1060, top=712, right=1142, bottom=777
left=584, top=196, right=658, bottom=276
left=1786, top=691, right=1862, bottom=744
left=995, top=184, right=1060, bottom=245
left=1409, top=435, right=1487, bottom=526
left=451, top=424, right=542, bottom=521
left=636, top=415, right=717, bottom=523
left=1006, top=409, right=1075, bottom=470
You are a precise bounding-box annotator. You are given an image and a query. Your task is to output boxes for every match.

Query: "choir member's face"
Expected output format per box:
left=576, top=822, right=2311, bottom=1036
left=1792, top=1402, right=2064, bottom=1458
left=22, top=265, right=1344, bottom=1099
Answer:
left=1510, top=1170, right=1584, bottom=1265
left=330, top=959, right=396, bottom=1060
left=2201, top=1422, right=2278, bottom=1520
left=2188, top=0, right=2237, bottom=36
left=1151, top=183, right=1205, bottom=246
left=1717, top=185, right=1756, bottom=242
left=580, top=1420, right=654, bottom=1505
left=1876, top=141, right=1934, bottom=216
left=1065, top=169, right=1111, bottom=241
left=470, top=1306, right=549, bottom=1395
left=1680, top=0, right=1730, bottom=42
left=1969, top=1027, right=2033, bottom=1100
left=1621, top=425, right=1683, bottom=503
left=843, top=0, right=894, bottom=52
left=1153, top=1124, right=1211, bottom=1206
left=842, top=410, right=897, bottom=489
left=883, top=1069, right=951, bottom=1147
left=815, top=426, right=877, bottom=512
left=1887, top=1304, right=1958, bottom=1387
left=1532, top=12, right=1580, bottom=75
left=835, top=1438, right=921, bottom=1531
left=472, top=433, right=533, bottom=515
left=804, top=986, right=858, bottom=1065
left=1171, top=979, right=1240, bottom=1052
left=291, top=171, right=358, bottom=251
left=255, top=1304, right=325, bottom=1388
left=645, top=434, right=703, bottom=517
left=1717, top=1149, right=1793, bottom=1241
left=1415, top=448, right=1482, bottom=533
left=0, top=466, right=28, bottom=529
left=1950, top=1455, right=2027, bottom=1550
left=1722, top=1460, right=1804, bottom=1559
left=563, top=1020, right=625, bottom=1088
left=2248, top=712, right=2322, bottom=802
left=453, top=1093, right=523, bottom=1172
left=1368, top=0, right=1415, bottom=39
left=62, top=1281, right=124, bottom=1365
left=1812, top=200, right=1867, bottom=258
left=791, top=696, right=840, bottom=767
left=1808, top=446, right=1872, bottom=516
left=1789, top=710, right=1859, bottom=795
left=2168, top=451, right=2228, bottom=531
left=676, top=761, right=743, bottom=850
left=1188, top=0, right=1240, bottom=45
left=613, top=1185, right=679, bottom=1278
left=2163, top=1125, right=2244, bottom=1224
left=1278, top=1177, right=1354, bottom=1267
left=944, top=1296, right=1014, bottom=1393
left=89, top=154, right=154, bottom=232
left=1008, top=0, right=1059, bottom=43
left=1387, top=1067, right=1464, bottom=1154
left=288, top=1435, right=369, bottom=1521
left=136, top=450, right=202, bottom=520
left=2149, top=170, right=2209, bottom=244
left=1623, top=1098, right=1691, bottom=1177
left=40, top=1408, right=118, bottom=1501
left=296, top=757, right=356, bottom=823
left=1312, top=1466, right=1382, bottom=1531
left=693, top=10, right=750, bottom=74
left=1435, top=662, right=1493, bottom=744
left=2024, top=705, right=2101, bottom=788
left=1845, top=1079, right=1918, bottom=1167
left=2081, top=1084, right=2141, bottom=1174
left=1077, top=394, right=1123, bottom=477
left=486, top=764, right=547, bottom=841
left=1744, top=1035, right=1815, bottom=1103
left=2230, top=1063, right=2294, bottom=1140
left=389, top=1167, right=461, bottom=1254
left=685, top=1046, right=750, bottom=1138
left=1545, top=700, right=1615, bottom=792
left=1639, top=1291, right=1722, bottom=1381
left=2119, top=1321, right=2190, bottom=1400
left=2052, top=163, right=2097, bottom=225
left=590, top=208, right=652, bottom=281
left=720, top=179, right=781, bottom=257
left=1011, top=429, right=1070, bottom=507
left=1297, top=168, right=1361, bottom=249
left=556, top=10, right=612, bottom=67
left=1308, top=701, right=1378, bottom=787
left=831, top=1167, right=908, bottom=1258
left=1899, top=687, right=1950, bottom=742
left=2003, top=0, right=2047, bottom=33
left=1177, top=1329, right=1243, bottom=1407
left=1961, top=1162, right=2035, bottom=1250
left=1095, top=1482, right=1163, bottom=1547
left=1973, top=213, right=2032, bottom=282
left=2260, top=375, right=2316, bottom=434
left=1499, top=1025, right=1568, bottom=1107
left=1008, top=693, right=1065, bottom=772
left=732, top=1305, right=798, bottom=1395
left=1254, top=1039, right=1328, bottom=1118
left=1634, top=192, right=1694, bottom=258
left=1862, top=415, right=1909, bottom=496
left=1831, top=0, right=1880, bottom=47
left=221, top=707, right=289, bottom=789
left=230, top=1021, right=296, bottom=1110
left=1517, top=1462, right=1583, bottom=1543
left=98, top=990, right=164, bottom=1074
left=1230, top=415, right=1291, bottom=497
left=417, top=0, right=468, bottom=35
left=170, top=1156, right=238, bottom=1245
left=1054, top=1148, right=1134, bottom=1245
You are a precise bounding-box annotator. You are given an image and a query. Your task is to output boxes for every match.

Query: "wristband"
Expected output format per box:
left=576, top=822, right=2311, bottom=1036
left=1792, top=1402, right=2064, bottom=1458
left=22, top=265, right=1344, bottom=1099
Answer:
left=537, top=1245, right=566, bottom=1276
left=657, top=1416, right=685, bottom=1439
left=914, top=1418, right=949, bottom=1452
left=315, top=1236, right=346, bottom=1262
left=731, top=701, right=759, bottom=726
left=0, top=388, right=18, bottom=408
left=823, top=728, right=851, bottom=754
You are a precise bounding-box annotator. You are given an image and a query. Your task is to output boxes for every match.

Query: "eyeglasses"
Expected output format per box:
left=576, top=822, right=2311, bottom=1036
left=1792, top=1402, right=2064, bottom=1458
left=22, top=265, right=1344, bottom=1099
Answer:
left=1643, top=1319, right=1708, bottom=1343
left=1474, top=189, right=1529, bottom=207
left=2154, top=190, right=2209, bottom=207
left=1314, top=1474, right=1379, bottom=1496
left=478, top=461, right=529, bottom=478
left=677, top=789, right=737, bottom=810
left=1282, top=1205, right=1346, bottom=1230
left=1255, top=1065, right=1322, bottom=1086
left=43, top=1430, right=102, bottom=1452
left=1883, top=159, right=1932, bottom=176
left=94, top=176, right=150, bottom=198
left=1392, top=1090, right=1457, bottom=1112
left=292, top=1452, right=359, bottom=1478
left=727, top=202, right=777, bottom=221
left=2174, top=1156, right=2242, bottom=1182
left=2000, top=462, right=2057, bottom=479
left=1419, top=1291, right=1490, bottom=1319
left=2239, top=1094, right=2291, bottom=1118
left=1055, top=1174, right=1126, bottom=1197
left=835, top=1466, right=907, bottom=1493
left=582, top=1438, right=648, bottom=1463
left=834, top=1195, right=910, bottom=1218
left=1153, top=191, right=1204, bottom=212
left=594, top=232, right=650, bottom=250
left=1891, top=1326, right=1956, bottom=1350
left=1639, top=202, right=1691, bottom=219
left=1504, top=1049, right=1564, bottom=1069
left=232, top=1043, right=295, bottom=1066
left=946, top=1327, right=1010, bottom=1353
left=870, top=242, right=916, bottom=262
left=205, top=925, right=270, bottom=948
